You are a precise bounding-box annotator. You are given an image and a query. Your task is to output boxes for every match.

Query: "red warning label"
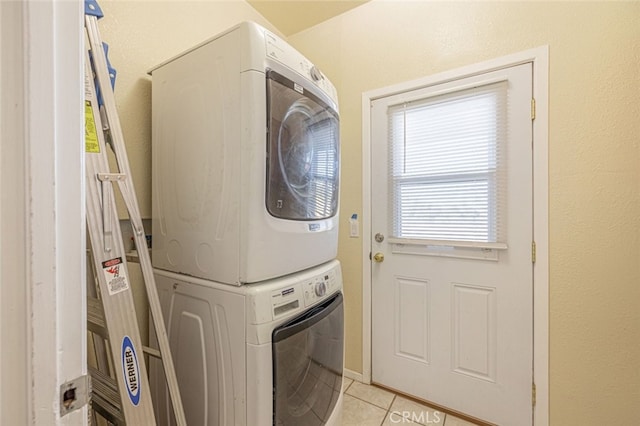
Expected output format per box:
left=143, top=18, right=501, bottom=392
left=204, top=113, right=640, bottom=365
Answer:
left=102, top=257, right=129, bottom=295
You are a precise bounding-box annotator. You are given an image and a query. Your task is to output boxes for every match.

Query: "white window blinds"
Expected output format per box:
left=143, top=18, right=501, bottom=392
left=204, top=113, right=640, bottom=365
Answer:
left=388, top=81, right=508, bottom=244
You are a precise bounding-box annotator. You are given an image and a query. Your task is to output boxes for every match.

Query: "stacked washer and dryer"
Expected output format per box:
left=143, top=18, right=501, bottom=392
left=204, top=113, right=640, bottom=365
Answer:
left=148, top=22, right=344, bottom=426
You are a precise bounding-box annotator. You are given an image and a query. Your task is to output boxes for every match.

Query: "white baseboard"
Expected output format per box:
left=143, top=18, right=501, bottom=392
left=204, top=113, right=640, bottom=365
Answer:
left=343, top=368, right=365, bottom=384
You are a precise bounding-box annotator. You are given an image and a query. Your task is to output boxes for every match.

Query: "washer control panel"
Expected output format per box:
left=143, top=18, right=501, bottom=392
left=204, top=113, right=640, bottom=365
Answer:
left=303, top=269, right=338, bottom=307
left=270, top=285, right=302, bottom=319
left=247, top=259, right=342, bottom=326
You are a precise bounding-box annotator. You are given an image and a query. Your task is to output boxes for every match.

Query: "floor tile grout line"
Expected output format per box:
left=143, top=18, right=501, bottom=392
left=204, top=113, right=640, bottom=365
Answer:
left=344, top=391, right=394, bottom=412
left=342, top=392, right=390, bottom=426
left=343, top=380, right=478, bottom=426
left=379, top=394, right=397, bottom=426
left=343, top=379, right=478, bottom=426
left=344, top=382, right=398, bottom=412
left=346, top=387, right=451, bottom=426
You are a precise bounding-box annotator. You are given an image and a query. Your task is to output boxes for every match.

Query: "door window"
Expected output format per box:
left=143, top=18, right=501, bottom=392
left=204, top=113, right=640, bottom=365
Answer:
left=388, top=82, right=508, bottom=245
left=266, top=70, right=340, bottom=221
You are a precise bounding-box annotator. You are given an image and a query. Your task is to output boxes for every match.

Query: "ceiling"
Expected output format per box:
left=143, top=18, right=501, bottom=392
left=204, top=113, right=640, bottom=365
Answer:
left=247, top=0, right=369, bottom=36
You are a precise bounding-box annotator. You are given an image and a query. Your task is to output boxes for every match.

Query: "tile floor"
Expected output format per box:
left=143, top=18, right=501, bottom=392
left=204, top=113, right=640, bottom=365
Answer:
left=341, top=378, right=480, bottom=426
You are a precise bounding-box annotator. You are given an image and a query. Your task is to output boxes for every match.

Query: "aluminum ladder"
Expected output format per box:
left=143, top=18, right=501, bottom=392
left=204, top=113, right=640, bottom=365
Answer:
left=84, top=0, right=186, bottom=424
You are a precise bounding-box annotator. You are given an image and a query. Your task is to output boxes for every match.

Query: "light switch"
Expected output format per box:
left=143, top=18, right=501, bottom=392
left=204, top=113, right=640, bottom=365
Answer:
left=349, top=213, right=359, bottom=238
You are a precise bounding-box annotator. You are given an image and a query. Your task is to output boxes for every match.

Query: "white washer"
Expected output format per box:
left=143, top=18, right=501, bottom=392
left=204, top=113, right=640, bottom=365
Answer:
left=149, top=259, right=344, bottom=425
left=150, top=22, right=340, bottom=285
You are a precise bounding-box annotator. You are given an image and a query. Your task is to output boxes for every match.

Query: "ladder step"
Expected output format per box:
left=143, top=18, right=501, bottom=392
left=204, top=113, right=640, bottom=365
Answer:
left=87, top=297, right=107, bottom=338
left=92, top=392, right=125, bottom=425
left=89, top=297, right=163, bottom=360
left=143, top=346, right=162, bottom=359
left=89, top=366, right=125, bottom=425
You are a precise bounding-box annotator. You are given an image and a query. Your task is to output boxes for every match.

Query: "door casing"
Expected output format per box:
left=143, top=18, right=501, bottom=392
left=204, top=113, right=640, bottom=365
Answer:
left=361, top=46, right=549, bottom=426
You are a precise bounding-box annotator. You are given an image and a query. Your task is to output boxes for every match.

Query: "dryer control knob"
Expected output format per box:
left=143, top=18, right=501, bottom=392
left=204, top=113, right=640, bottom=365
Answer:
left=310, top=66, right=323, bottom=82
left=315, top=281, right=326, bottom=297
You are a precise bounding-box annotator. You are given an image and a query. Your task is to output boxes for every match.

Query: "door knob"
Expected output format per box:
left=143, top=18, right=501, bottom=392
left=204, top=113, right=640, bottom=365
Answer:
left=373, top=252, right=384, bottom=263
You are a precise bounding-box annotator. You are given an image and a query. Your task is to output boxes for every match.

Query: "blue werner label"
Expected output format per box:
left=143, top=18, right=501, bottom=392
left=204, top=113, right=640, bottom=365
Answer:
left=121, top=336, right=140, bottom=406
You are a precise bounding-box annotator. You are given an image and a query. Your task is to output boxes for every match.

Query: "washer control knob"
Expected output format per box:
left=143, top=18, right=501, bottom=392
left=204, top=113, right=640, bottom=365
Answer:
left=315, top=281, right=326, bottom=297
left=310, top=66, right=323, bottom=82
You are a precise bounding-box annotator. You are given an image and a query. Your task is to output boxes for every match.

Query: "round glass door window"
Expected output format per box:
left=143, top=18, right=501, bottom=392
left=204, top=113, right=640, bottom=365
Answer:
left=266, top=70, right=339, bottom=220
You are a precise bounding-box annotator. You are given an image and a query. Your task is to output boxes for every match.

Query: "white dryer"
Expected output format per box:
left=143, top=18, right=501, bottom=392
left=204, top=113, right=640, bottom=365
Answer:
left=149, top=260, right=345, bottom=425
left=150, top=22, right=340, bottom=285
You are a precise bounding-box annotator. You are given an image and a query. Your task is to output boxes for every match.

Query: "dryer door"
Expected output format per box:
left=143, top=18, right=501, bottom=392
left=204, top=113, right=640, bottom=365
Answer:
left=266, top=70, right=339, bottom=221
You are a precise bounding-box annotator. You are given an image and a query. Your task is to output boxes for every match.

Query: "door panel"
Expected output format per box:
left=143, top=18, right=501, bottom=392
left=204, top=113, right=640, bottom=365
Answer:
left=452, top=283, right=496, bottom=382
left=371, top=63, right=533, bottom=425
left=395, top=277, right=430, bottom=363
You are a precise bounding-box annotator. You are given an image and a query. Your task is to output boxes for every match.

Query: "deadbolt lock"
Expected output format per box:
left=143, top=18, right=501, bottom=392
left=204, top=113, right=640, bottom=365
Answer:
left=373, top=252, right=385, bottom=263
left=374, top=233, right=385, bottom=243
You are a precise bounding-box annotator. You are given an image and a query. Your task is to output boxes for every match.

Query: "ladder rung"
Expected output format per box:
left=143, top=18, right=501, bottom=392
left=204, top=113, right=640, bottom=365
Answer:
left=88, top=298, right=164, bottom=359
left=87, top=297, right=107, bottom=339
left=89, top=366, right=125, bottom=424
left=143, top=346, right=162, bottom=359
left=92, top=392, right=125, bottom=425
left=90, top=366, right=120, bottom=404
left=97, top=172, right=126, bottom=182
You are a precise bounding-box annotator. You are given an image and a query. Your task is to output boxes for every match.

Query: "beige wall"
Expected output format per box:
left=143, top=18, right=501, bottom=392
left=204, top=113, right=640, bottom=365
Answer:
left=288, top=1, right=640, bottom=425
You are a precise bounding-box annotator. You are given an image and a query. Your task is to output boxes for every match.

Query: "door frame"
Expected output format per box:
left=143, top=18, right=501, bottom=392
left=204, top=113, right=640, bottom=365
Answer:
left=361, top=46, right=549, bottom=425
left=1, top=1, right=86, bottom=424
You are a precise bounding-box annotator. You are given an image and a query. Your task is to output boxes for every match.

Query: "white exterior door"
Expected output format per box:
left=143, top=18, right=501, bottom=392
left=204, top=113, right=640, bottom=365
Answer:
left=370, top=63, right=533, bottom=425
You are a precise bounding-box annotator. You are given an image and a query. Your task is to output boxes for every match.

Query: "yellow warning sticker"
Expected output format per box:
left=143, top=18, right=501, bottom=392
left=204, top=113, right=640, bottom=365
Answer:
left=85, top=100, right=100, bottom=153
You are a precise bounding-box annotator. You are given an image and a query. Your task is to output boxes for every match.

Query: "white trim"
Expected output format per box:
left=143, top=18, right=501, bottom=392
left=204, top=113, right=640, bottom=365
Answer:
left=25, top=1, right=86, bottom=424
left=343, top=368, right=364, bottom=384
left=1, top=2, right=29, bottom=423
left=531, top=46, right=550, bottom=426
left=361, top=92, right=373, bottom=386
left=387, top=238, right=508, bottom=250
left=26, top=2, right=58, bottom=418
left=362, top=46, right=549, bottom=426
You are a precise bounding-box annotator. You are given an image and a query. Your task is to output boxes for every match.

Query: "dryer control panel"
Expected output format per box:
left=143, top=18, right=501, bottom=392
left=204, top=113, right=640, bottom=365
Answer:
left=264, top=31, right=338, bottom=106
